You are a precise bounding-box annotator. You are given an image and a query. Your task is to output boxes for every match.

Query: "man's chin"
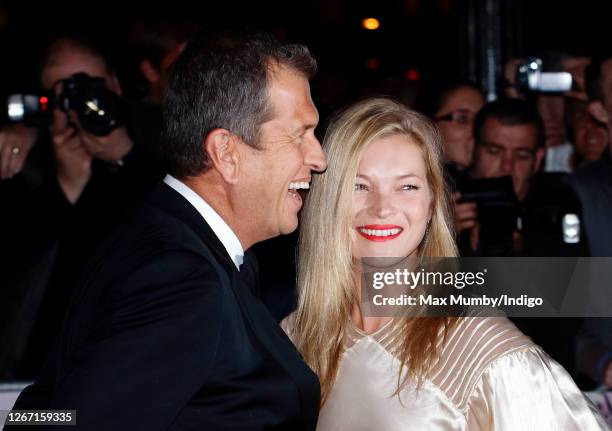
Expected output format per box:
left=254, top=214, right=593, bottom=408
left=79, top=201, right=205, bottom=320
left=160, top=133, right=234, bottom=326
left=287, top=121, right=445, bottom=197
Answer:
left=279, top=216, right=299, bottom=236
left=280, top=223, right=299, bottom=236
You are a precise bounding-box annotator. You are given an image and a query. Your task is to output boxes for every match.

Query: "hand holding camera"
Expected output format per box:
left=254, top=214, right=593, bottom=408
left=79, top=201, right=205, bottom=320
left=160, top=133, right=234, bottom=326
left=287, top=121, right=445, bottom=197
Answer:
left=452, top=191, right=481, bottom=253
left=7, top=72, right=126, bottom=136
left=4, top=73, right=134, bottom=201
left=504, top=57, right=575, bottom=99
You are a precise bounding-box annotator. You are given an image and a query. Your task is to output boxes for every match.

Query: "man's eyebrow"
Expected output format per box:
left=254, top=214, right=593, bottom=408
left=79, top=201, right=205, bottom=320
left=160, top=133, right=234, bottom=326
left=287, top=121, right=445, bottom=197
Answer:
left=482, top=142, right=506, bottom=150
left=292, top=120, right=318, bottom=135
left=483, top=141, right=535, bottom=152
left=301, top=110, right=319, bottom=130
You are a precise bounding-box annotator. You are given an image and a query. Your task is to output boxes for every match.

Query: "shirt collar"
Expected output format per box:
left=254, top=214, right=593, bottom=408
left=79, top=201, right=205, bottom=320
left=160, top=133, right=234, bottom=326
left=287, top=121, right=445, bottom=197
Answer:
left=163, top=174, right=244, bottom=269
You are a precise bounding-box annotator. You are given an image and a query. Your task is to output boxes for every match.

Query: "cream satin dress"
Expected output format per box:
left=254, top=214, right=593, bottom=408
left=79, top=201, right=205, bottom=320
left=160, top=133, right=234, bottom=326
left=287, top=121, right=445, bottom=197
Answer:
left=283, top=314, right=608, bottom=430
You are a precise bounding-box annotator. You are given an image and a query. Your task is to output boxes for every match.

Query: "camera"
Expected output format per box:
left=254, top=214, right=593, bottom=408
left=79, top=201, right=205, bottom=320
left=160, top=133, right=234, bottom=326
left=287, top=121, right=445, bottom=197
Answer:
left=6, top=73, right=125, bottom=136
left=458, top=176, right=519, bottom=246
left=457, top=175, right=583, bottom=256
left=515, top=57, right=572, bottom=93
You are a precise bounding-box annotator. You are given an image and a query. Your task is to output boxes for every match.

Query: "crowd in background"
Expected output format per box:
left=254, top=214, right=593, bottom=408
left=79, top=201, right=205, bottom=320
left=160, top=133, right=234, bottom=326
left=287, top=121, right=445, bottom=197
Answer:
left=0, top=17, right=610, bottom=393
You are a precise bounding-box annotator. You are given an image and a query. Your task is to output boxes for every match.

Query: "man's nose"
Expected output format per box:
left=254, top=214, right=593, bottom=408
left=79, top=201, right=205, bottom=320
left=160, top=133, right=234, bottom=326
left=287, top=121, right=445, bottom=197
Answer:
left=304, top=136, right=327, bottom=173
left=500, top=152, right=513, bottom=174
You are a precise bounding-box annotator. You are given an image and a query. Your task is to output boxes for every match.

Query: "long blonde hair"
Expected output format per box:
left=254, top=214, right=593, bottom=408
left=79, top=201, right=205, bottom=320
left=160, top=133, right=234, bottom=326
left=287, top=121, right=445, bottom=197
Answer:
left=294, top=98, right=458, bottom=403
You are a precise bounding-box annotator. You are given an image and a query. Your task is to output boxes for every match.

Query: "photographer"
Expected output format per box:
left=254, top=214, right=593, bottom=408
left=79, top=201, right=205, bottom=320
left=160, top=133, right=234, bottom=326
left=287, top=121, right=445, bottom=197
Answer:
left=453, top=98, right=588, bottom=375
left=454, top=98, right=587, bottom=257
left=503, top=53, right=593, bottom=173
left=0, top=35, right=163, bottom=378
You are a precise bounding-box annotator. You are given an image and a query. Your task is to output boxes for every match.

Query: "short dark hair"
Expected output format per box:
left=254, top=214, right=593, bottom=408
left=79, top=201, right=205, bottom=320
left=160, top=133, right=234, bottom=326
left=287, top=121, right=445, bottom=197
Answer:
left=161, top=31, right=317, bottom=178
left=473, top=98, right=544, bottom=148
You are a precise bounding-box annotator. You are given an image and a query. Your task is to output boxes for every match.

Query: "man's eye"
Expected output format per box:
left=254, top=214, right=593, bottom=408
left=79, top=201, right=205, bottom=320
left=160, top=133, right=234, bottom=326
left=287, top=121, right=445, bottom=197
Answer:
left=516, top=151, right=533, bottom=160
left=486, top=147, right=501, bottom=155
left=401, top=184, right=419, bottom=191
left=354, top=183, right=369, bottom=191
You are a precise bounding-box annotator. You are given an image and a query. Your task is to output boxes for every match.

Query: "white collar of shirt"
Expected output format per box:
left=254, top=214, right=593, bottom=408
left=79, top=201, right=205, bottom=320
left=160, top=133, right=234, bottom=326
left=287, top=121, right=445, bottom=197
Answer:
left=163, top=174, right=244, bottom=269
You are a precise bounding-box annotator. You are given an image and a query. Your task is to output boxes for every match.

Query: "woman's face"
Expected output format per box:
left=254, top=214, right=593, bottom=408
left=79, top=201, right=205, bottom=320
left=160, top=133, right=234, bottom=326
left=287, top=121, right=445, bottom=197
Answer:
left=351, top=134, right=432, bottom=261
left=435, top=86, right=485, bottom=169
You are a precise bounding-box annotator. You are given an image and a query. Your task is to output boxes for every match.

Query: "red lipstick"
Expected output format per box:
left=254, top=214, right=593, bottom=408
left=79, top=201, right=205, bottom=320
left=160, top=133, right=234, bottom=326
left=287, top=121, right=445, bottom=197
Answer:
left=356, top=224, right=403, bottom=242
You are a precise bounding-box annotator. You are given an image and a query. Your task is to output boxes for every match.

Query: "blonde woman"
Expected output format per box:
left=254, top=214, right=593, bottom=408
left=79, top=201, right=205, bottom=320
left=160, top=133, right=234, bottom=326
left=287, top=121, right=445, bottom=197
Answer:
left=283, top=98, right=606, bottom=430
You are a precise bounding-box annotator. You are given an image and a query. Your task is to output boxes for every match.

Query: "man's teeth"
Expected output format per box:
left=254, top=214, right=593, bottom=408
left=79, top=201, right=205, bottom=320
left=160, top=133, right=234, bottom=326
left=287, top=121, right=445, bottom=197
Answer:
left=358, top=228, right=402, bottom=237
left=289, top=182, right=310, bottom=190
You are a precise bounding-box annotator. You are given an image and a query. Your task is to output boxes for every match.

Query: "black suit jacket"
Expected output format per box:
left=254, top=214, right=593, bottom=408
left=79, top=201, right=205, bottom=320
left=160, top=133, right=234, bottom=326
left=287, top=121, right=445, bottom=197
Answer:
left=9, top=182, right=320, bottom=430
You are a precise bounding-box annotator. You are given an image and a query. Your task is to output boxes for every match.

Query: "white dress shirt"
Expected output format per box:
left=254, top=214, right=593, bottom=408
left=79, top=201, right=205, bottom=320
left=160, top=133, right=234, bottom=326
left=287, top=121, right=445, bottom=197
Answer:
left=164, top=174, right=244, bottom=269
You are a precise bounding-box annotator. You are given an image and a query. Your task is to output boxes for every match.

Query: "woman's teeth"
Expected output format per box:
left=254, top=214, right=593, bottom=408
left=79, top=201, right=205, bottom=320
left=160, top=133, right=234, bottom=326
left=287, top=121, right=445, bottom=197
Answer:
left=358, top=228, right=402, bottom=237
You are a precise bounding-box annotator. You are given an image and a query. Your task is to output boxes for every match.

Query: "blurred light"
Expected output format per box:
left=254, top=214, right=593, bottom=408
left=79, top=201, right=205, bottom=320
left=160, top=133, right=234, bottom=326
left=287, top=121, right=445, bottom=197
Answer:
left=405, top=69, right=421, bottom=81
left=366, top=58, right=380, bottom=70
left=40, top=96, right=48, bottom=104
left=562, top=214, right=580, bottom=243
left=8, top=101, right=24, bottom=121
left=362, top=18, right=380, bottom=30
left=86, top=100, right=100, bottom=113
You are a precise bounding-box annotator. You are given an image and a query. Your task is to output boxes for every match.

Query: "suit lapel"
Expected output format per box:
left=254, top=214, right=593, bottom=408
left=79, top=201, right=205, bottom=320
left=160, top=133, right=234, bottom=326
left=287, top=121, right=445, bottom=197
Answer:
left=232, top=251, right=320, bottom=430
left=148, top=181, right=320, bottom=428
left=147, top=182, right=237, bottom=274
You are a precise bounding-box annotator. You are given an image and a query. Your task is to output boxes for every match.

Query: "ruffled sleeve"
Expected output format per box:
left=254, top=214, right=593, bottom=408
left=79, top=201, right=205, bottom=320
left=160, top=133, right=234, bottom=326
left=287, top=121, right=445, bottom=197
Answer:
left=467, top=347, right=608, bottom=430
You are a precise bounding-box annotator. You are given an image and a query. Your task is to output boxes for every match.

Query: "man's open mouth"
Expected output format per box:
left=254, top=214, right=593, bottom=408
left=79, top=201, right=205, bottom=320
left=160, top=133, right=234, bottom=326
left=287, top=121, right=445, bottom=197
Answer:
left=288, top=181, right=310, bottom=201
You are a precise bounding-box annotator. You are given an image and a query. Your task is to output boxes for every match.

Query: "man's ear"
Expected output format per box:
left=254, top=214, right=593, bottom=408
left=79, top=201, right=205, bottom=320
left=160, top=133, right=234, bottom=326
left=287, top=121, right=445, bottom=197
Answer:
left=534, top=146, right=545, bottom=172
left=205, top=129, right=240, bottom=184
left=588, top=100, right=610, bottom=125
left=140, top=59, right=161, bottom=85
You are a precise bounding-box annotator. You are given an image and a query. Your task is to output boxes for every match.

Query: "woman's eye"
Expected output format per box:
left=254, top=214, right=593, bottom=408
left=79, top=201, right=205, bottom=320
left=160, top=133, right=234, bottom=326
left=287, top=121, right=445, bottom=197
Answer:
left=354, top=183, right=369, bottom=191
left=401, top=184, right=419, bottom=191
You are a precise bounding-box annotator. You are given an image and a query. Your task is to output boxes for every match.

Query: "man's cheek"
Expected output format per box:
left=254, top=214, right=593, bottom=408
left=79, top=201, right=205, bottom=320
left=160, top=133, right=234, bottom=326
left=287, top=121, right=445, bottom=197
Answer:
left=480, top=154, right=500, bottom=177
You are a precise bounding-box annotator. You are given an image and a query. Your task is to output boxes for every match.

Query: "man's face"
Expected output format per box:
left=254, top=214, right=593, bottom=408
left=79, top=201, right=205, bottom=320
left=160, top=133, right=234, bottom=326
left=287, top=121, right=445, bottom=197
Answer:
left=41, top=45, right=119, bottom=135
left=236, top=65, right=327, bottom=243
left=587, top=59, right=612, bottom=158
left=573, top=107, right=609, bottom=162
left=472, top=117, right=543, bottom=201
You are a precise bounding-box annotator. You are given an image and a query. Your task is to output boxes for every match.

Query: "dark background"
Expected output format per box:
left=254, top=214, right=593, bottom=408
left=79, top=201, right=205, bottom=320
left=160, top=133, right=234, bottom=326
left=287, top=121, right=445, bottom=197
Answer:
left=0, top=0, right=609, bottom=110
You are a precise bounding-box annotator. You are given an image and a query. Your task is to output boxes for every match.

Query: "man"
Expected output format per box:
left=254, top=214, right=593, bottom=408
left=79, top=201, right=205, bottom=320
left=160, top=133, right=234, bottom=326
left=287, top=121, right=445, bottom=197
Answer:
left=452, top=99, right=586, bottom=374
left=129, top=17, right=197, bottom=105
left=570, top=55, right=612, bottom=257
left=0, top=36, right=163, bottom=378
left=8, top=32, right=326, bottom=430
left=454, top=98, right=585, bottom=257
left=570, top=54, right=612, bottom=389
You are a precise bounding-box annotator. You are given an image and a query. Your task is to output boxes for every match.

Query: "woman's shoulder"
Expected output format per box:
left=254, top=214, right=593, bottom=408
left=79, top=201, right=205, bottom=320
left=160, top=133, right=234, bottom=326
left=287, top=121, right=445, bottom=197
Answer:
left=427, top=314, right=536, bottom=412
